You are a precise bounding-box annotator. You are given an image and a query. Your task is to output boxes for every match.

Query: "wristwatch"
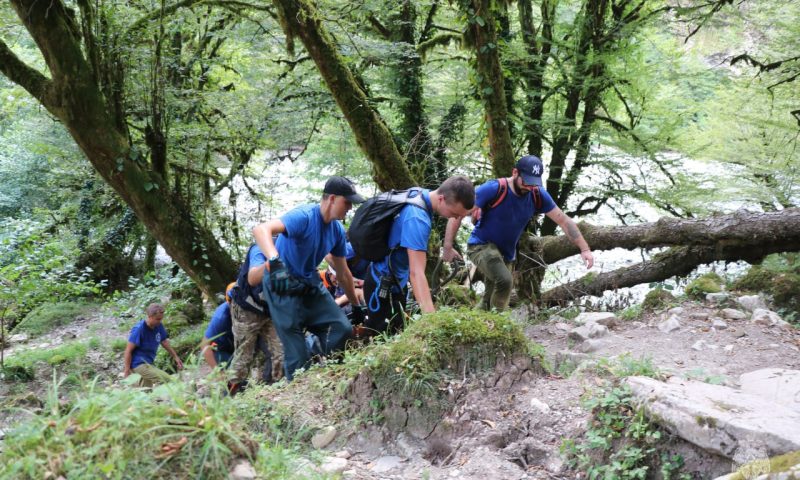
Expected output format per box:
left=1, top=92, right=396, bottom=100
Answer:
left=268, top=255, right=279, bottom=262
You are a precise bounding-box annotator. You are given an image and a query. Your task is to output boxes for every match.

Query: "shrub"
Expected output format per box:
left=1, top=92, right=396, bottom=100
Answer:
left=642, top=288, right=675, bottom=311
left=13, top=301, right=94, bottom=337
left=684, top=273, right=723, bottom=299
left=153, top=324, right=205, bottom=373
left=732, top=265, right=773, bottom=292
left=0, top=373, right=309, bottom=480
left=563, top=383, right=690, bottom=479
left=771, top=272, right=800, bottom=313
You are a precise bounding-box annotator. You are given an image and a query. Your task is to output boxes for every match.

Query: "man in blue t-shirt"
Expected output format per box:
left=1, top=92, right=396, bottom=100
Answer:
left=443, top=155, right=594, bottom=311
left=252, top=176, right=367, bottom=381
left=123, top=303, right=183, bottom=388
left=363, top=175, right=475, bottom=336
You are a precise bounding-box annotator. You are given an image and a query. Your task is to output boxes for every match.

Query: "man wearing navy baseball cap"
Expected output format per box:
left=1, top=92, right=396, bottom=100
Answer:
left=443, top=155, right=593, bottom=311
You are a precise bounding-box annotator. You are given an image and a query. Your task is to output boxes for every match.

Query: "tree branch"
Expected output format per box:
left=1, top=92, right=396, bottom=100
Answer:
left=0, top=38, right=57, bottom=111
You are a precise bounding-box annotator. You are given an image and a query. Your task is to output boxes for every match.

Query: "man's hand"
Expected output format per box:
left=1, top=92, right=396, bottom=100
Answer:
left=123, top=368, right=131, bottom=378
left=351, top=305, right=366, bottom=325
left=269, top=257, right=290, bottom=294
left=442, top=245, right=462, bottom=262
left=581, top=250, right=594, bottom=269
left=175, top=357, right=184, bottom=371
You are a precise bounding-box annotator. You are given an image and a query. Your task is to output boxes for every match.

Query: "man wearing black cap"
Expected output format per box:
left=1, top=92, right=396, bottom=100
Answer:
left=252, top=176, right=366, bottom=380
left=443, top=156, right=594, bottom=311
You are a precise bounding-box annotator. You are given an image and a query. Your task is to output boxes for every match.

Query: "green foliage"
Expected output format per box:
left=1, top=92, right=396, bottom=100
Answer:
left=564, top=383, right=690, bottom=480
left=105, top=265, right=195, bottom=319
left=732, top=265, right=774, bottom=292
left=0, top=218, right=104, bottom=327
left=618, top=304, right=643, bottom=321
left=684, top=368, right=727, bottom=385
left=153, top=324, right=205, bottom=372
left=2, top=341, right=90, bottom=383
left=594, top=354, right=665, bottom=380
left=641, top=288, right=676, bottom=312
left=110, top=338, right=128, bottom=353
left=684, top=273, right=723, bottom=299
left=0, top=372, right=309, bottom=480
left=13, top=301, right=94, bottom=337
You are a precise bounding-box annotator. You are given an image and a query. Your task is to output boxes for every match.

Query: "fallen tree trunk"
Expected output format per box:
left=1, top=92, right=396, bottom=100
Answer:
left=523, top=208, right=800, bottom=305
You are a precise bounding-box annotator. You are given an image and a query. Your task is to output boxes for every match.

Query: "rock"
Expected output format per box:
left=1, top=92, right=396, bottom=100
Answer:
left=692, top=340, right=707, bottom=351
left=712, top=319, right=728, bottom=330
left=8, top=333, right=29, bottom=344
left=576, top=338, right=611, bottom=353
left=371, top=455, right=403, bottom=473
left=658, top=315, right=682, bottom=333
left=691, top=311, right=710, bottom=320
left=706, top=292, right=729, bottom=304
left=530, top=398, right=551, bottom=413
left=737, top=295, right=768, bottom=312
left=751, top=309, right=789, bottom=327
left=721, top=308, right=748, bottom=320
left=311, top=426, right=337, bottom=449
left=230, top=460, right=257, bottom=480
left=626, top=376, right=800, bottom=459
left=548, top=315, right=568, bottom=324
left=334, top=449, right=352, bottom=459
left=0, top=428, right=5, bottom=440
left=554, top=322, right=573, bottom=332
left=668, top=307, right=685, bottom=316
left=568, top=323, right=609, bottom=342
left=554, top=351, right=591, bottom=370
left=320, top=457, right=348, bottom=474
left=740, top=368, right=800, bottom=412
left=573, top=312, right=618, bottom=328
left=724, top=344, right=734, bottom=354
left=502, top=438, right=549, bottom=467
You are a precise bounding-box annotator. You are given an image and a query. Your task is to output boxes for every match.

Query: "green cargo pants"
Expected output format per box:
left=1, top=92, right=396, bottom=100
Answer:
left=228, top=302, right=284, bottom=384
left=133, top=363, right=173, bottom=388
left=468, top=243, right=513, bottom=312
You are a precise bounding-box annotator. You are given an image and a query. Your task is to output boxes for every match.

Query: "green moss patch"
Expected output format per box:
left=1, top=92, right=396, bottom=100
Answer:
left=685, top=273, right=723, bottom=299
left=13, top=301, right=94, bottom=337
left=642, top=288, right=675, bottom=311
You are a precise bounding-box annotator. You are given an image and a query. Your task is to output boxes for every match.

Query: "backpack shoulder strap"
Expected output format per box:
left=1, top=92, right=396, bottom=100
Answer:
left=531, top=185, right=543, bottom=210
left=489, top=178, right=509, bottom=209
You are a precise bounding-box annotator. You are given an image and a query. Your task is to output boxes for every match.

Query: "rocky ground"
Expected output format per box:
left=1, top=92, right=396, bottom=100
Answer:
left=3, top=293, right=800, bottom=479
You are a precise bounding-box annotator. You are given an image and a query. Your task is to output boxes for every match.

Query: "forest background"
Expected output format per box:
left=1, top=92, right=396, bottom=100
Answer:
left=1, top=0, right=799, bottom=328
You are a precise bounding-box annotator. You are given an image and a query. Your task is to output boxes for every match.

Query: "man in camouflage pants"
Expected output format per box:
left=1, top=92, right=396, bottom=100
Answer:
left=227, top=244, right=284, bottom=394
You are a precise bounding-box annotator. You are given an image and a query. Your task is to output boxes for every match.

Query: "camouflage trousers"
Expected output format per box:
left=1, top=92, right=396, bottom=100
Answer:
left=468, top=243, right=513, bottom=312
left=229, top=302, right=284, bottom=384
left=133, top=363, right=172, bottom=388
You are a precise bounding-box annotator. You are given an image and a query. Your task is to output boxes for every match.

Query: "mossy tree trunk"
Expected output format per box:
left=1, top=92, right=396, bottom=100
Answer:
left=272, top=0, right=415, bottom=191
left=528, top=208, right=800, bottom=304
left=0, top=0, right=236, bottom=296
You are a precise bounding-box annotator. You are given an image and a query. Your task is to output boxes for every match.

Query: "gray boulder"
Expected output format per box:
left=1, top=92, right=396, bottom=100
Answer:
left=721, top=308, right=748, bottom=320
left=739, top=368, right=800, bottom=412
left=568, top=322, right=609, bottom=342
left=573, top=312, right=619, bottom=328
left=737, top=295, right=768, bottom=313
left=626, top=376, right=800, bottom=459
left=707, top=292, right=730, bottom=304
left=658, top=315, right=682, bottom=333
left=751, top=309, right=790, bottom=328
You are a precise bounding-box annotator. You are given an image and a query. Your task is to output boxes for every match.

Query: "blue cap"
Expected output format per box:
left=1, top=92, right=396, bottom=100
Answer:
left=516, top=155, right=544, bottom=187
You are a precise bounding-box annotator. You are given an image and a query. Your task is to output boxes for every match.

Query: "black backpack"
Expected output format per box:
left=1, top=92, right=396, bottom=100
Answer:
left=348, top=188, right=430, bottom=262
left=228, top=244, right=269, bottom=314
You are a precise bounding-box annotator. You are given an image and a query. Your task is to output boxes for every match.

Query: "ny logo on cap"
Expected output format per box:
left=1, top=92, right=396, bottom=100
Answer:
left=531, top=164, right=541, bottom=175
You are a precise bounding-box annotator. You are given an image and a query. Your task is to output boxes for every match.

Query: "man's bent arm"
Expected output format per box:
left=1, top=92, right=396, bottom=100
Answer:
left=546, top=207, right=594, bottom=268
left=331, top=255, right=361, bottom=306
left=123, top=342, right=136, bottom=377
left=442, top=218, right=462, bottom=262
left=250, top=219, right=287, bottom=285
left=408, top=249, right=434, bottom=313
left=201, top=338, right=218, bottom=368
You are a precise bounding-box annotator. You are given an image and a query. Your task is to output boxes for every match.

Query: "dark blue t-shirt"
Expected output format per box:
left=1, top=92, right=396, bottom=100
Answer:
left=276, top=204, right=347, bottom=281
left=345, top=241, right=370, bottom=280
left=204, top=302, right=234, bottom=354
left=468, top=179, right=556, bottom=261
left=371, top=190, right=432, bottom=289
left=128, top=319, right=169, bottom=369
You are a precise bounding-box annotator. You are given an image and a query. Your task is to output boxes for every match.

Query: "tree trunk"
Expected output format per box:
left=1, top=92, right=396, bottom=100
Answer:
left=527, top=208, right=800, bottom=304
left=1, top=0, right=236, bottom=297
left=271, top=0, right=415, bottom=191
left=462, top=0, right=516, bottom=177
